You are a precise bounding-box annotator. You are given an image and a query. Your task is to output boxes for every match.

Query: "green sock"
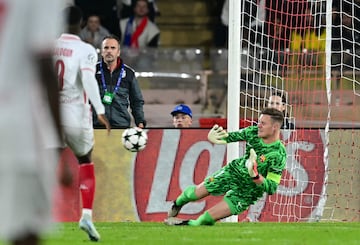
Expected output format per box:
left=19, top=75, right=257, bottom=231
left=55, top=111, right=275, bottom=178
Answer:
left=188, top=211, right=215, bottom=226
left=175, top=185, right=198, bottom=206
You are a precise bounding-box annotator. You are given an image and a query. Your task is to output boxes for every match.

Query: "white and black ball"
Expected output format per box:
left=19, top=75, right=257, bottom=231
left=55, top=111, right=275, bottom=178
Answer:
left=122, top=127, right=148, bottom=152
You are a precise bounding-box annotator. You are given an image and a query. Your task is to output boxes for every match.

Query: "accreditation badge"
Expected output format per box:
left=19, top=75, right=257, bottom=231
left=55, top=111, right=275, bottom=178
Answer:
left=102, top=92, right=114, bottom=105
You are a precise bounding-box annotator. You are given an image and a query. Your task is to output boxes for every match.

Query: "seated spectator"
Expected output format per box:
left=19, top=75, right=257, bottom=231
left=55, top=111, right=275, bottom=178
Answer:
left=118, top=0, right=159, bottom=22
left=79, top=14, right=110, bottom=50
left=120, top=0, right=160, bottom=48
left=171, top=104, right=193, bottom=128
left=75, top=0, right=121, bottom=37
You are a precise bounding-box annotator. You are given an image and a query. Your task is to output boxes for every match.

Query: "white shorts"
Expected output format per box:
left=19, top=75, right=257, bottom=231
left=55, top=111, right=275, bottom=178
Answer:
left=62, top=126, right=94, bottom=157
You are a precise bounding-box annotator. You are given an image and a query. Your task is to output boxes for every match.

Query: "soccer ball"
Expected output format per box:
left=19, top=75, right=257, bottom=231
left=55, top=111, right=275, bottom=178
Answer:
left=122, top=127, right=148, bottom=152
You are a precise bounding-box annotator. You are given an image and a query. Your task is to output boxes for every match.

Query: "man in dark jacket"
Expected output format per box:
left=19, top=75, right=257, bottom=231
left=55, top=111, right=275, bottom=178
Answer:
left=93, top=35, right=146, bottom=128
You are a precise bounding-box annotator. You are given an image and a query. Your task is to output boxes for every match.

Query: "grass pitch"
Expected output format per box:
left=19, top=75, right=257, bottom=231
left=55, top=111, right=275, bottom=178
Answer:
left=2, top=222, right=359, bottom=245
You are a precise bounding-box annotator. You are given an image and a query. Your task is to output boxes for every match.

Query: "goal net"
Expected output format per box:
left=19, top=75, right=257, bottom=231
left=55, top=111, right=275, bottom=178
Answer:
left=227, top=0, right=360, bottom=222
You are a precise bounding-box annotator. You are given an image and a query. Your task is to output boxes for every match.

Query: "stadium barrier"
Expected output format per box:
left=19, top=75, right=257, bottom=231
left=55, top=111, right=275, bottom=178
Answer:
left=53, top=129, right=360, bottom=223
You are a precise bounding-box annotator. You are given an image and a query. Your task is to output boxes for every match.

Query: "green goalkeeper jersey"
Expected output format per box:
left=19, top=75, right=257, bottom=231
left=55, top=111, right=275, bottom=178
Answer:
left=225, top=126, right=287, bottom=195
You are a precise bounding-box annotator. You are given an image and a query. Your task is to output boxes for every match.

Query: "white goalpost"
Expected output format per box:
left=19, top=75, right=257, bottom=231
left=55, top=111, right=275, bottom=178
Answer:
left=224, top=0, right=242, bottom=222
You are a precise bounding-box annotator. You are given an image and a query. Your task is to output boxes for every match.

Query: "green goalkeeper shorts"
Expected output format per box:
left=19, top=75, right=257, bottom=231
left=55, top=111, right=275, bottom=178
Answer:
left=204, top=161, right=263, bottom=215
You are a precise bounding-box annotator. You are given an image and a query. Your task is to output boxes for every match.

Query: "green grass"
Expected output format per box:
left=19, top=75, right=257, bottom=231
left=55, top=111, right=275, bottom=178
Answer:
left=2, top=222, right=358, bottom=245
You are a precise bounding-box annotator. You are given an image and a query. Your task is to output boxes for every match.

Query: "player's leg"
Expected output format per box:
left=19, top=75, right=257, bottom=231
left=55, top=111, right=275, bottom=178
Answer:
left=65, top=126, right=97, bottom=218
left=2, top=173, right=48, bottom=245
left=166, top=164, right=258, bottom=226
left=166, top=164, right=235, bottom=225
left=64, top=126, right=100, bottom=241
left=1, top=172, right=54, bottom=245
left=77, top=152, right=96, bottom=221
left=168, top=182, right=209, bottom=217
left=187, top=200, right=231, bottom=226
left=167, top=164, right=234, bottom=218
left=77, top=156, right=100, bottom=242
left=185, top=189, right=253, bottom=226
left=0, top=144, right=58, bottom=245
left=168, top=193, right=243, bottom=226
left=77, top=154, right=101, bottom=242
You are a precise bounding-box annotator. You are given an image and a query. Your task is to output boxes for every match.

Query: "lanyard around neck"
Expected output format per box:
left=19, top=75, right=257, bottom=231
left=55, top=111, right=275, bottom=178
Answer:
left=100, top=62, right=125, bottom=94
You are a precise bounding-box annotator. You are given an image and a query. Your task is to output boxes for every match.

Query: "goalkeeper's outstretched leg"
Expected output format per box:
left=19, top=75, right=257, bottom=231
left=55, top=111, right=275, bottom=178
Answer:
left=167, top=183, right=210, bottom=218
left=165, top=199, right=233, bottom=226
left=165, top=177, right=235, bottom=226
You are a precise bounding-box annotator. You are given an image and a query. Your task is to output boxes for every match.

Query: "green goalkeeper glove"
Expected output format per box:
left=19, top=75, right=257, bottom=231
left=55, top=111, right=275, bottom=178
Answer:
left=245, top=149, right=259, bottom=178
left=207, top=124, right=228, bottom=144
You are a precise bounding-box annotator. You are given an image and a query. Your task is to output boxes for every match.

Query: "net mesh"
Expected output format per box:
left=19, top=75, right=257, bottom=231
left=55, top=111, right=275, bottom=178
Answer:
left=235, top=0, right=360, bottom=222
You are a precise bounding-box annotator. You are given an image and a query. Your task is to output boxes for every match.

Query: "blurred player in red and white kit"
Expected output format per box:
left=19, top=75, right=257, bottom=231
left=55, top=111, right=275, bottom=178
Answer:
left=0, top=0, right=65, bottom=245
left=54, top=6, right=110, bottom=242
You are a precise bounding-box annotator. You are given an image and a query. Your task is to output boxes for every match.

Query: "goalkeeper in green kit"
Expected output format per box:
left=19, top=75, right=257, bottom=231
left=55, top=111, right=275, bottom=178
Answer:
left=165, top=107, right=287, bottom=226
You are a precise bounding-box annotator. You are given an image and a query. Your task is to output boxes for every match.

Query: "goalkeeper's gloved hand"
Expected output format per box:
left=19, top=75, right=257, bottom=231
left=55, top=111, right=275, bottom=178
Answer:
left=207, top=124, right=228, bottom=144
left=245, top=149, right=259, bottom=178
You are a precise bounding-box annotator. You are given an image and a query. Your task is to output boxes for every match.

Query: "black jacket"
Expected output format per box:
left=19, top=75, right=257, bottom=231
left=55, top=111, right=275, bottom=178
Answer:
left=93, top=58, right=146, bottom=128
